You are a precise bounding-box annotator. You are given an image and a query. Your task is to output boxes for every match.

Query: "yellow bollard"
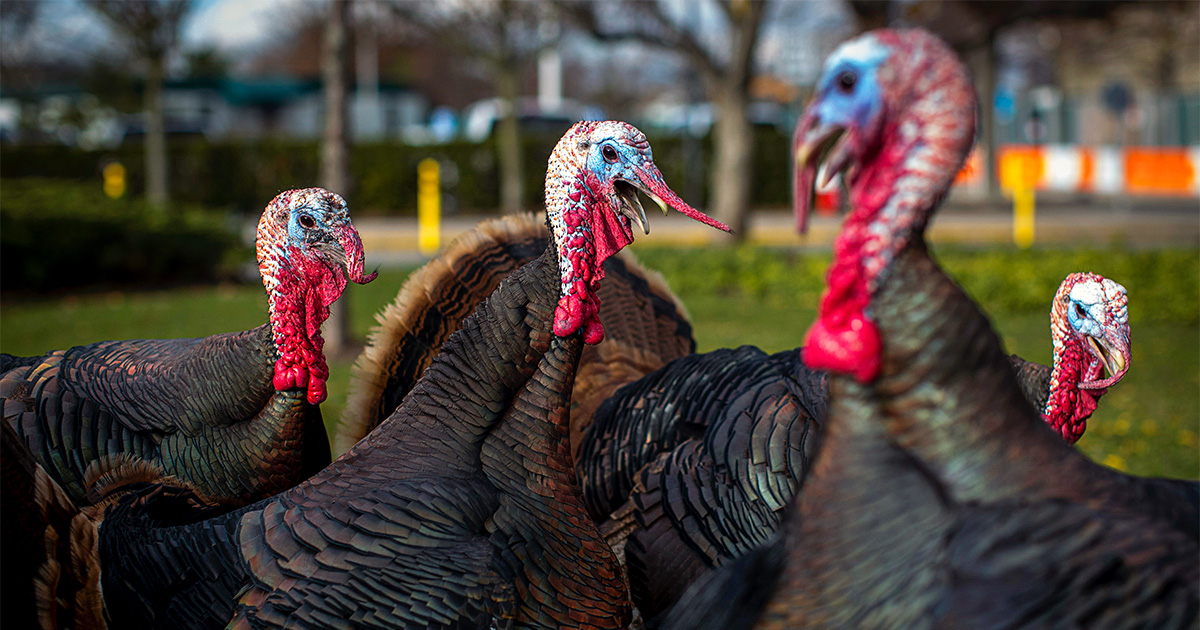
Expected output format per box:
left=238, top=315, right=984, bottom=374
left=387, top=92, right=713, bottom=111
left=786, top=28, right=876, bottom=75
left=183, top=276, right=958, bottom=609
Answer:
left=1013, top=183, right=1035, bottom=249
left=102, top=162, right=126, bottom=199
left=1002, top=150, right=1038, bottom=249
left=417, top=158, right=440, bottom=256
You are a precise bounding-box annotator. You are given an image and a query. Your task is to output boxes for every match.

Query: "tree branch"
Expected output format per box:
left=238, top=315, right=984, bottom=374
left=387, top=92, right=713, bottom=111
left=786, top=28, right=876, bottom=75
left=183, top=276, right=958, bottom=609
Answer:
left=557, top=0, right=725, bottom=81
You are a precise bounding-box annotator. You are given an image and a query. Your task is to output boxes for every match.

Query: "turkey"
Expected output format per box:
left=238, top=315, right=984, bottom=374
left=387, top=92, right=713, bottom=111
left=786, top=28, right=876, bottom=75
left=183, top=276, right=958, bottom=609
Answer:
left=335, top=212, right=695, bottom=459
left=89, top=121, right=730, bottom=629
left=1, top=188, right=375, bottom=507
left=577, top=270, right=1132, bottom=618
left=660, top=28, right=1197, bottom=630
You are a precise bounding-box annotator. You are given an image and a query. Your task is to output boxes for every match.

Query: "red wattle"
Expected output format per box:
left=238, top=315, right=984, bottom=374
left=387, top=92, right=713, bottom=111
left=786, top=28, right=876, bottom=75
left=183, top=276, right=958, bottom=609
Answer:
left=292, top=365, right=308, bottom=388
left=273, top=366, right=293, bottom=391
left=1042, top=343, right=1106, bottom=444
left=803, top=312, right=882, bottom=383
left=307, top=380, right=327, bottom=405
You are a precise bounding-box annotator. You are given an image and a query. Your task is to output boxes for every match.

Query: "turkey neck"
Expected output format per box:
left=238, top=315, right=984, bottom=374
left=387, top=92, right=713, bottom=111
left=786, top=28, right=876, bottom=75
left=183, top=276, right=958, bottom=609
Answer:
left=847, top=244, right=1078, bottom=501
left=338, top=246, right=566, bottom=466
left=139, top=325, right=323, bottom=503
left=257, top=211, right=343, bottom=404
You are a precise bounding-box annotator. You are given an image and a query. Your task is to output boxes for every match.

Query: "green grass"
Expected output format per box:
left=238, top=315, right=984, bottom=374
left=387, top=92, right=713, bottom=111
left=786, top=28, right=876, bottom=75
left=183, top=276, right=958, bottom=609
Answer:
left=2, top=246, right=1196, bottom=480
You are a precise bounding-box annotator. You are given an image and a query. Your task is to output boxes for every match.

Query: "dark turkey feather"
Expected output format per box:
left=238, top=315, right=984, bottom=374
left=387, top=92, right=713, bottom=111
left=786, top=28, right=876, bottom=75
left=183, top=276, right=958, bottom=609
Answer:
left=0, top=352, right=41, bottom=373
left=645, top=536, right=785, bottom=630
left=2, top=420, right=105, bottom=630
left=337, top=212, right=694, bottom=459
left=1008, top=354, right=1051, bottom=415
left=2, top=326, right=326, bottom=504
left=581, top=347, right=825, bottom=523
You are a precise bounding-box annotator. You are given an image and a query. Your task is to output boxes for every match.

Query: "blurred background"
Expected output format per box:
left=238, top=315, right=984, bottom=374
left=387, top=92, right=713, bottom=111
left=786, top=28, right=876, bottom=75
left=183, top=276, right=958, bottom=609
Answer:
left=1, top=0, right=1197, bottom=476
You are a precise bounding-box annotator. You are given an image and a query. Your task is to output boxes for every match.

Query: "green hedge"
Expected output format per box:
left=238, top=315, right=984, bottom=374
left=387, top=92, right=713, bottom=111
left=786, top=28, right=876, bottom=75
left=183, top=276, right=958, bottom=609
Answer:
left=633, top=245, right=1200, bottom=326
left=0, top=128, right=792, bottom=215
left=1, top=179, right=245, bottom=292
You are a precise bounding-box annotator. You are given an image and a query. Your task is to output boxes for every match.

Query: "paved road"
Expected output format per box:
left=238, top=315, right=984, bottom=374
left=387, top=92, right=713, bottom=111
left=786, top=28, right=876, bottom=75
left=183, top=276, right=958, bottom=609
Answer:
left=356, top=197, right=1199, bottom=267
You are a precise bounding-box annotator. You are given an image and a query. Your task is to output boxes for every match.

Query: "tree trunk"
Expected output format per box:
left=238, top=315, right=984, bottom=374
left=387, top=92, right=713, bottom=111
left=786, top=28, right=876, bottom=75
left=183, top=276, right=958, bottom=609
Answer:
left=321, top=0, right=352, bottom=357
left=970, top=39, right=999, bottom=202
left=710, top=84, right=754, bottom=242
left=496, top=67, right=524, bottom=214
left=145, top=53, right=168, bottom=207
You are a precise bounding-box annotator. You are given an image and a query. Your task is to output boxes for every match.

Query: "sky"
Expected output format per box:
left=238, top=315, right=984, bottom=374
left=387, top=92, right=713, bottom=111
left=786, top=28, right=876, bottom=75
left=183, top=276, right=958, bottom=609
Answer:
left=183, top=0, right=310, bottom=54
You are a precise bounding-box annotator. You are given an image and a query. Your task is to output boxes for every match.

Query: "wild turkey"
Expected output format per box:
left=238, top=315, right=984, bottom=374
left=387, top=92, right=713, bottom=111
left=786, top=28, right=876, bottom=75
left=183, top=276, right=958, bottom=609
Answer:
left=0, top=188, right=376, bottom=507
left=577, top=270, right=1132, bottom=618
left=335, top=212, right=695, bottom=460
left=89, top=121, right=730, bottom=629
left=660, top=28, right=1197, bottom=630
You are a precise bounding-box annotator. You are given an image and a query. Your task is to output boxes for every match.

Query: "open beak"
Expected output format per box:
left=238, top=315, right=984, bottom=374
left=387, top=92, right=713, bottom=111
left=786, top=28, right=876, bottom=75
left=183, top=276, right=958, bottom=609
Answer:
left=793, top=113, right=850, bottom=234
left=335, top=225, right=379, bottom=285
left=1080, top=331, right=1131, bottom=390
left=631, top=163, right=732, bottom=233
left=613, top=180, right=652, bottom=235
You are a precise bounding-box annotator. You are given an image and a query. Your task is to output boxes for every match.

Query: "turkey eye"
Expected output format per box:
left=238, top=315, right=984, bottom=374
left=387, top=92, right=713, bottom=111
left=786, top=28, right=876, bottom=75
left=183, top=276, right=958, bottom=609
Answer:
left=1074, top=303, right=1086, bottom=318
left=837, top=70, right=857, bottom=93
left=299, top=214, right=316, bottom=229
left=602, top=145, right=619, bottom=163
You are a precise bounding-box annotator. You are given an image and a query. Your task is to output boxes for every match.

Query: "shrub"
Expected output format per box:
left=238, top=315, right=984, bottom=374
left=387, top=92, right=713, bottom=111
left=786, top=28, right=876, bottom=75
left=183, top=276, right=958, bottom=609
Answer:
left=1, top=178, right=245, bottom=292
left=0, top=128, right=795, bottom=215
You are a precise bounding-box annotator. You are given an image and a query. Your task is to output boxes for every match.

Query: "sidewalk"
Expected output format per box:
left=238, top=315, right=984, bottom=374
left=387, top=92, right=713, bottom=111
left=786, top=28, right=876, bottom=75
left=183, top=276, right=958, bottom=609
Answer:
left=356, top=198, right=1200, bottom=266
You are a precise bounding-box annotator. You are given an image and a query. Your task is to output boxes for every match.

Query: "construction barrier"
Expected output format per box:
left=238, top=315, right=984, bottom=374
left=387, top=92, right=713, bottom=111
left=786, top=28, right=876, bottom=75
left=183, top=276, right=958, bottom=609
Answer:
left=812, top=144, right=1196, bottom=214
left=994, top=145, right=1200, bottom=196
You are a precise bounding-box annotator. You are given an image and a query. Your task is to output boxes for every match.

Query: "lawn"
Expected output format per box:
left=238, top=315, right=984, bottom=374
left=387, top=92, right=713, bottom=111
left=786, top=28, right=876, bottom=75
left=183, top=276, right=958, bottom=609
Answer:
left=2, top=245, right=1196, bottom=480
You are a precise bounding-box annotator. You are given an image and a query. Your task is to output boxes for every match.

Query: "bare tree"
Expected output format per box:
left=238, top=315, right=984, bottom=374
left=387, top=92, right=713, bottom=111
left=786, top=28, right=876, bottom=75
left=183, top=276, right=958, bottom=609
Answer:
left=389, top=0, right=558, bottom=214
left=89, top=0, right=192, bottom=208
left=321, top=0, right=352, bottom=357
left=562, top=0, right=768, bottom=240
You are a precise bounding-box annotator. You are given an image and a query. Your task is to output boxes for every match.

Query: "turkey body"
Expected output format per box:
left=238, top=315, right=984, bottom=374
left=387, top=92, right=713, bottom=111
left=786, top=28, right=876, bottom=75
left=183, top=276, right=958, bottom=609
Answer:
left=579, top=346, right=826, bottom=616
left=100, top=246, right=629, bottom=630
left=336, top=212, right=695, bottom=460
left=1, top=326, right=325, bottom=505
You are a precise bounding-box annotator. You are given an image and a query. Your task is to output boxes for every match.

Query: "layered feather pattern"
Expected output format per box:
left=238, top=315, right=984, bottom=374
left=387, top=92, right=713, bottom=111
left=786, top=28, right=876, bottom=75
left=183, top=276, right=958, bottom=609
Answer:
left=337, top=213, right=695, bottom=459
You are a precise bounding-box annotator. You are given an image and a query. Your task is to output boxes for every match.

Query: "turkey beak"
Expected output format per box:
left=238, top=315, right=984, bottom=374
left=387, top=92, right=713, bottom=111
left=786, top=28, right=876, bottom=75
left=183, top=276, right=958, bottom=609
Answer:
left=335, top=225, right=379, bottom=285
left=1081, top=330, right=1131, bottom=390
left=632, top=163, right=731, bottom=233
left=613, top=179, right=651, bottom=235
left=793, top=114, right=846, bottom=235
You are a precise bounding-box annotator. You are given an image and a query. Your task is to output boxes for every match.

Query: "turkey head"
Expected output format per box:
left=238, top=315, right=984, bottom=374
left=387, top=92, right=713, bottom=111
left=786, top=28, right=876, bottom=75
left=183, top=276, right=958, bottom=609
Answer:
left=792, top=29, right=976, bottom=382
left=1045, top=272, right=1132, bottom=442
left=546, top=121, right=730, bottom=345
left=257, top=188, right=377, bottom=404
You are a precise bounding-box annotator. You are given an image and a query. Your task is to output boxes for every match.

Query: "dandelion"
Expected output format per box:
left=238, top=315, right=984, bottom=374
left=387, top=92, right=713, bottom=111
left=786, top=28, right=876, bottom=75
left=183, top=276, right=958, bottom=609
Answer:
left=1103, top=453, right=1127, bottom=471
